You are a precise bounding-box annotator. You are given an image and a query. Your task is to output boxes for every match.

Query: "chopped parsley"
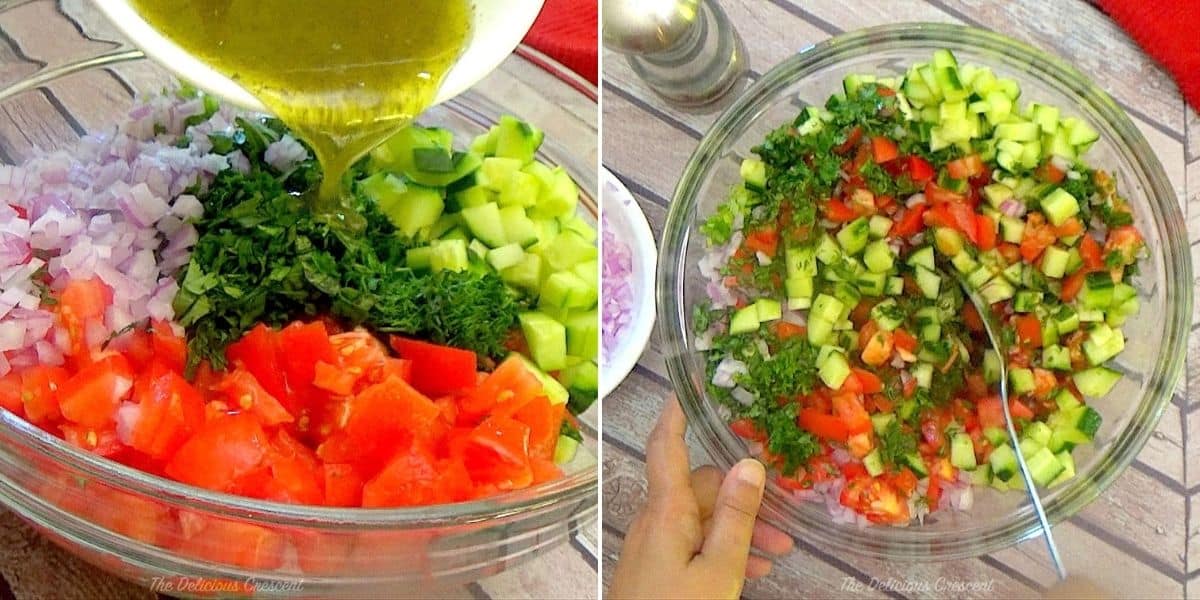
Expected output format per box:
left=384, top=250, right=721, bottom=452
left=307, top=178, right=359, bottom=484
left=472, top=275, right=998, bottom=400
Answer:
left=877, top=419, right=917, bottom=471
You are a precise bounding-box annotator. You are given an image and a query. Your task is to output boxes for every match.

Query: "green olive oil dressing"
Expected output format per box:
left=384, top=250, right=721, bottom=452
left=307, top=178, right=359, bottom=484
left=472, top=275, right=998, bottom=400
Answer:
left=128, top=0, right=472, bottom=229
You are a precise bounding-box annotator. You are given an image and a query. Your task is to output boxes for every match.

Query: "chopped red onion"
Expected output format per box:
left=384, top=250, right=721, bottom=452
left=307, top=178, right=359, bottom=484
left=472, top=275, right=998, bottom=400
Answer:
left=905, top=193, right=926, bottom=208
left=601, top=214, right=634, bottom=360
left=999, top=198, right=1026, bottom=218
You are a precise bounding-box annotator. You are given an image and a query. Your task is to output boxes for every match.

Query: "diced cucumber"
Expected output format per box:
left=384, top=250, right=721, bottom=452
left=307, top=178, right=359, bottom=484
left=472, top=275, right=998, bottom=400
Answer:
left=906, top=246, right=936, bottom=271
left=863, top=449, right=885, bottom=477
left=914, top=266, right=941, bottom=300
left=493, top=115, right=544, bottom=165
left=729, top=305, right=760, bottom=335
left=541, top=271, right=596, bottom=310
left=951, top=251, right=979, bottom=274
left=363, top=175, right=446, bottom=239
left=740, top=158, right=767, bottom=192
left=868, top=215, right=893, bottom=239
left=971, top=464, right=993, bottom=486
left=1049, top=450, right=1075, bottom=487
left=1026, top=447, right=1066, bottom=487
left=499, top=205, right=539, bottom=249
left=429, top=239, right=469, bottom=273
left=1009, top=368, right=1035, bottom=395
left=989, top=444, right=1018, bottom=482
left=905, top=453, right=930, bottom=477
left=786, top=276, right=814, bottom=309
left=983, top=426, right=1009, bottom=446
left=1013, top=290, right=1042, bottom=313
left=856, top=272, right=888, bottom=296
left=755, top=298, right=783, bottom=323
left=999, top=215, right=1025, bottom=243
left=932, top=227, right=964, bottom=257
left=1041, top=344, right=1072, bottom=371
left=836, top=217, right=871, bottom=256
left=1040, top=245, right=1070, bottom=278
left=553, top=435, right=580, bottom=464
left=786, top=246, right=818, bottom=278
left=995, top=121, right=1039, bottom=142
left=1053, top=305, right=1080, bottom=334
left=460, top=202, right=508, bottom=248
left=886, top=276, right=904, bottom=296
left=1025, top=421, right=1053, bottom=447
left=815, top=234, right=842, bottom=265
left=1066, top=118, right=1099, bottom=146
left=452, top=185, right=496, bottom=210
left=983, top=350, right=1002, bottom=384
left=468, top=238, right=489, bottom=260
left=486, top=243, right=526, bottom=271
left=500, top=253, right=545, bottom=295
left=564, top=310, right=599, bottom=360
left=1073, top=367, right=1121, bottom=397
left=811, top=294, right=845, bottom=322
left=1082, top=325, right=1124, bottom=365
left=531, top=167, right=580, bottom=219
left=817, top=346, right=851, bottom=389
left=543, top=231, right=598, bottom=271
left=406, top=246, right=433, bottom=270
left=870, top=299, right=904, bottom=331
left=950, top=432, right=977, bottom=470
left=476, top=156, right=526, bottom=192
left=967, top=266, right=993, bottom=290
left=871, top=413, right=895, bottom=435
left=979, top=278, right=1015, bottom=304
left=912, top=362, right=933, bottom=389
left=863, top=239, right=895, bottom=273
left=519, top=311, right=567, bottom=372
left=1040, top=188, right=1080, bottom=227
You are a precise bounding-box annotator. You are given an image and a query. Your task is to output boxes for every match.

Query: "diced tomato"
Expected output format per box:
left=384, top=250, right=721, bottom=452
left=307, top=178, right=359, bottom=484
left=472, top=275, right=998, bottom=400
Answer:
left=729, top=418, right=764, bottom=441
left=1009, top=399, right=1035, bottom=421
left=891, top=205, right=927, bottom=238
left=871, top=136, right=899, bottom=163
left=313, top=361, right=357, bottom=396
left=1079, top=234, right=1103, bottom=269
left=0, top=373, right=23, bottom=416
left=177, top=514, right=284, bottom=570
left=462, top=415, right=533, bottom=491
left=225, top=324, right=288, bottom=402
left=823, top=199, right=858, bottom=223
left=513, top=395, right=565, bottom=461
left=744, top=225, right=780, bottom=257
left=1019, top=213, right=1057, bottom=263
left=851, top=368, right=883, bottom=394
left=798, top=408, right=849, bottom=442
left=317, top=376, right=442, bottom=470
left=976, top=396, right=1004, bottom=429
left=946, top=154, right=984, bottom=180
left=165, top=413, right=269, bottom=492
left=891, top=468, right=919, bottom=495
left=1104, top=225, right=1144, bottom=264
left=1014, top=314, right=1042, bottom=349
left=19, top=366, right=67, bottom=425
left=892, top=328, right=918, bottom=354
left=861, top=330, right=894, bottom=368
left=323, top=463, right=364, bottom=507
left=1034, top=161, right=1066, bottom=184
left=771, top=321, right=807, bottom=339
left=58, top=354, right=134, bottom=428
left=277, top=321, right=337, bottom=412
left=389, top=337, right=478, bottom=397
left=460, top=355, right=544, bottom=421
left=150, top=321, right=187, bottom=375
left=1061, top=270, right=1087, bottom=302
left=975, top=214, right=996, bottom=251
left=58, top=278, right=111, bottom=321
left=923, top=180, right=966, bottom=204
left=907, top=156, right=935, bottom=183
left=61, top=424, right=123, bottom=456
left=965, top=374, right=989, bottom=399
left=109, top=329, right=156, bottom=372
left=839, top=462, right=869, bottom=481
left=834, top=126, right=863, bottom=155
left=962, top=302, right=985, bottom=334
left=1054, top=217, right=1085, bottom=239
left=212, top=368, right=295, bottom=426
left=925, top=474, right=942, bottom=507
left=125, top=361, right=206, bottom=460
left=997, top=242, right=1021, bottom=264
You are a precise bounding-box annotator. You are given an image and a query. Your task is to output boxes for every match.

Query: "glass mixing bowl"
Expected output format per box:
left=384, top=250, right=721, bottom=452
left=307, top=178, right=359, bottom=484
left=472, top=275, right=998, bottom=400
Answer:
left=658, top=24, right=1190, bottom=560
left=0, top=3, right=597, bottom=596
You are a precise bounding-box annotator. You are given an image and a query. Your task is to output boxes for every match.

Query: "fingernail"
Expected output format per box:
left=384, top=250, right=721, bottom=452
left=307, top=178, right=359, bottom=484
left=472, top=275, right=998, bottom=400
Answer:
left=736, top=459, right=766, bottom=487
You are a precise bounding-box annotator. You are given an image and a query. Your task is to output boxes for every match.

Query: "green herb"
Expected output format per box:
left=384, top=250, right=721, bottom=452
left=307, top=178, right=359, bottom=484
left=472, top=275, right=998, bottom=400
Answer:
left=177, top=126, right=521, bottom=371
left=742, top=401, right=820, bottom=476
left=560, top=418, right=583, bottom=442
left=877, top=419, right=917, bottom=471
left=1103, top=250, right=1124, bottom=269
left=1097, top=202, right=1134, bottom=228
left=734, top=334, right=819, bottom=402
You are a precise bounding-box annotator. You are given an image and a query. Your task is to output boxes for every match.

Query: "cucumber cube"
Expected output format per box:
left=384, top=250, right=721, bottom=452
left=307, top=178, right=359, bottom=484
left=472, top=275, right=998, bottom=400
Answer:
left=477, top=157, right=525, bottom=191
left=862, top=239, right=895, bottom=273
left=429, top=239, right=469, bottom=273
left=1040, top=188, right=1080, bottom=227
left=868, top=215, right=893, bottom=239
left=1042, top=344, right=1072, bottom=371
left=519, top=312, right=567, bottom=372
left=486, top=243, right=526, bottom=271
left=817, top=346, right=851, bottom=389
left=1009, top=367, right=1035, bottom=395
left=729, top=305, right=760, bottom=335
left=836, top=217, right=871, bottom=255
left=564, top=310, right=599, bottom=360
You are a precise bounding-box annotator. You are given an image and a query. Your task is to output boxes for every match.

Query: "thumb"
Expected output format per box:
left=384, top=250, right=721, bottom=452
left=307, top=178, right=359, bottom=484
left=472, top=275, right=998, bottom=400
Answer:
left=696, top=459, right=766, bottom=575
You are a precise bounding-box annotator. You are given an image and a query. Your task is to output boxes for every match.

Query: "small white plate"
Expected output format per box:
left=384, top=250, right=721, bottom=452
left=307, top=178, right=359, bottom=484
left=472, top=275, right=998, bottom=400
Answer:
left=601, top=169, right=656, bottom=399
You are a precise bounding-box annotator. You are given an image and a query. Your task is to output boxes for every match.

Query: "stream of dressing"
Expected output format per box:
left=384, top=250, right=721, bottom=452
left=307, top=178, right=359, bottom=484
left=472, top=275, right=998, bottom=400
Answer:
left=128, top=0, right=472, bottom=229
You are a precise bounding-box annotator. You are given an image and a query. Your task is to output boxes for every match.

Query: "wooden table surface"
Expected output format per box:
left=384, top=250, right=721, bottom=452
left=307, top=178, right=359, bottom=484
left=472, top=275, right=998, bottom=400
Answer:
left=0, top=1, right=599, bottom=598
left=601, top=1, right=1198, bottom=598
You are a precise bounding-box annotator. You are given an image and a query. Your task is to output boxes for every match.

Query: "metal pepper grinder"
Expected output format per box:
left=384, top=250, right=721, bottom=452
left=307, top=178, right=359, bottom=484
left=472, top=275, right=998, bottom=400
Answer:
left=602, top=0, right=748, bottom=107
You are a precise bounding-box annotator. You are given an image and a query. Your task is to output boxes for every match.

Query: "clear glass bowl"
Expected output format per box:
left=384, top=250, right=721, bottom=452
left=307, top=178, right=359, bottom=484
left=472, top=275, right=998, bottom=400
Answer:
left=658, top=24, right=1190, bottom=560
left=0, top=4, right=597, bottom=596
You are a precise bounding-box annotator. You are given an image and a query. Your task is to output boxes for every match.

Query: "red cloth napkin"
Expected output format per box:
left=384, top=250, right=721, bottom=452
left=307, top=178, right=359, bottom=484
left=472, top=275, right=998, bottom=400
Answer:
left=1098, top=0, right=1200, bottom=111
left=521, top=0, right=598, bottom=85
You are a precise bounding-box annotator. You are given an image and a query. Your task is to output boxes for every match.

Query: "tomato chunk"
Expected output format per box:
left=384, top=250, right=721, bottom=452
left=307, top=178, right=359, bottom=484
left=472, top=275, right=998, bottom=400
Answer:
left=165, top=413, right=269, bottom=492
left=389, top=337, right=478, bottom=397
left=58, top=354, right=134, bottom=428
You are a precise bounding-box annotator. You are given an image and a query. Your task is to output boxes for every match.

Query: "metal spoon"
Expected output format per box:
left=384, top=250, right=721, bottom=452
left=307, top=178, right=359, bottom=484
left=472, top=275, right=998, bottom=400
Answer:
left=953, top=273, right=1067, bottom=581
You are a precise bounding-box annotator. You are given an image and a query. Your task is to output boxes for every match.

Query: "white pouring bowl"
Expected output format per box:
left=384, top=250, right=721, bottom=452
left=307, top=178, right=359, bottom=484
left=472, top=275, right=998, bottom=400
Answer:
left=92, top=0, right=546, bottom=111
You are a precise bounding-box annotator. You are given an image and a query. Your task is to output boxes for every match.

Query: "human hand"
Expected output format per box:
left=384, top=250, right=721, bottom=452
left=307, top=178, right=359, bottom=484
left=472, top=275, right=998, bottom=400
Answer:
left=609, top=396, right=794, bottom=600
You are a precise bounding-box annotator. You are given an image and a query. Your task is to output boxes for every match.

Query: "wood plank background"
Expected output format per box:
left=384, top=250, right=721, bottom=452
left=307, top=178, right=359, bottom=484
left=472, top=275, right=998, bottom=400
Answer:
left=601, top=0, right=1198, bottom=598
left=0, top=1, right=599, bottom=598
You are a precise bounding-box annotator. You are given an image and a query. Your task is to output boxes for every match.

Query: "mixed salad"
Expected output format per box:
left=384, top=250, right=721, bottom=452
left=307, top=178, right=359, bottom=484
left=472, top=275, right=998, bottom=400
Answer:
left=0, top=85, right=598, bottom=513
left=695, top=50, right=1145, bottom=526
